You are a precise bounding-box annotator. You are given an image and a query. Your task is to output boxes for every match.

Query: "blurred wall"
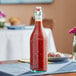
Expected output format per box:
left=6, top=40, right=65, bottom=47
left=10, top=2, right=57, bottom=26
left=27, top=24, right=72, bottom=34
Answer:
left=1, top=0, right=76, bottom=54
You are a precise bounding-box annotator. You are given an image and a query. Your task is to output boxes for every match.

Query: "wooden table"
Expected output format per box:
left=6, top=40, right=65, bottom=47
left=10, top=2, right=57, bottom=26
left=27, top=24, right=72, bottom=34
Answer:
left=0, top=60, right=76, bottom=76
left=42, top=73, right=76, bottom=76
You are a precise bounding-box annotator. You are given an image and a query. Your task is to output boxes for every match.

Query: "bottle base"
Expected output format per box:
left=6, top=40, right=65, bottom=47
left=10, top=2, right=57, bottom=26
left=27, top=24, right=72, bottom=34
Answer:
left=31, top=70, right=46, bottom=73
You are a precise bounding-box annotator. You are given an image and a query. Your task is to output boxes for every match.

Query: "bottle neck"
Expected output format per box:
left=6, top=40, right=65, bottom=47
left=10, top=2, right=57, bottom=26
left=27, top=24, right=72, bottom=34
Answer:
left=35, top=20, right=43, bottom=27
left=75, top=33, right=76, bottom=36
left=34, top=20, right=43, bottom=33
left=73, top=34, right=76, bottom=45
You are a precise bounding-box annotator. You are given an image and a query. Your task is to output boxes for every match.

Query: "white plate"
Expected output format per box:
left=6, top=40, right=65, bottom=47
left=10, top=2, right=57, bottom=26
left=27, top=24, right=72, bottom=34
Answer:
left=48, top=54, right=70, bottom=62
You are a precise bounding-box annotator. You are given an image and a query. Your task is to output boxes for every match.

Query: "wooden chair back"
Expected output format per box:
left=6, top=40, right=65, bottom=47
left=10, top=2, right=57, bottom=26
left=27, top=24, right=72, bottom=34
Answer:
left=30, top=17, right=54, bottom=30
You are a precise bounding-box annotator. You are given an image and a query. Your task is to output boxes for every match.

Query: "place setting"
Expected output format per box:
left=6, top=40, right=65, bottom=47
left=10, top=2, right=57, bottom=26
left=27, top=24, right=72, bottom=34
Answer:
left=0, top=52, right=75, bottom=76
left=48, top=52, right=70, bottom=62
left=16, top=52, right=76, bottom=76
left=18, top=52, right=71, bottom=63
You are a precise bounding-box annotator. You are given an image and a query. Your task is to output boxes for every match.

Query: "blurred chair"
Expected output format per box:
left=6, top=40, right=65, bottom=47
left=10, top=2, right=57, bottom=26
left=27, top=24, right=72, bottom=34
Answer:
left=30, top=17, right=54, bottom=30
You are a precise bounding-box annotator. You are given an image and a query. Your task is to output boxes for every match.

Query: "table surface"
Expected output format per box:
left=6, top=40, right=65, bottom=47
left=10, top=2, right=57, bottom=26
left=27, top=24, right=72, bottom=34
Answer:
left=43, top=73, right=76, bottom=76
left=0, top=60, right=76, bottom=76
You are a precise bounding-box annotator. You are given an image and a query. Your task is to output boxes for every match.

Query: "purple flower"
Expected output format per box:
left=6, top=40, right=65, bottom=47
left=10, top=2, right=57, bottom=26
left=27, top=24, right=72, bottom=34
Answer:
left=0, top=11, right=6, bottom=18
left=69, top=27, right=76, bottom=34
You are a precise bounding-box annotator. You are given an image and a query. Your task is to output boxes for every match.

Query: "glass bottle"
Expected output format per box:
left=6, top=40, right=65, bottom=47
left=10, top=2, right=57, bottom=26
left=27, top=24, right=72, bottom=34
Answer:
left=30, top=7, right=47, bottom=72
left=73, top=33, right=76, bottom=60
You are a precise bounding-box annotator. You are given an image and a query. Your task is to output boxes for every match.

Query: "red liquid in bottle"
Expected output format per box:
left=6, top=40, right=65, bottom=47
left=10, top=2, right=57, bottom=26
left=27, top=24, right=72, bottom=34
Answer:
left=30, top=20, right=47, bottom=72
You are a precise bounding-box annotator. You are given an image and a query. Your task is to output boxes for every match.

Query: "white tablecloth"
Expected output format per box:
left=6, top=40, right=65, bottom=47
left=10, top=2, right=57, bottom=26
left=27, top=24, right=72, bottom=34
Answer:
left=0, top=26, right=56, bottom=60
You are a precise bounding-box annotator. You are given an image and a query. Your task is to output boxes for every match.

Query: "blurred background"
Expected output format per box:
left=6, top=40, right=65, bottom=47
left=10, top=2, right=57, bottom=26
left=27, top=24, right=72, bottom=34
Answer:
left=0, top=0, right=76, bottom=54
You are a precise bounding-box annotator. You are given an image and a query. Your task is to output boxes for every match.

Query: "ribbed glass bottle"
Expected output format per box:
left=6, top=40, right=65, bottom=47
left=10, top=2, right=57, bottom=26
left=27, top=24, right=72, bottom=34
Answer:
left=73, top=33, right=76, bottom=60
left=30, top=7, right=48, bottom=72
